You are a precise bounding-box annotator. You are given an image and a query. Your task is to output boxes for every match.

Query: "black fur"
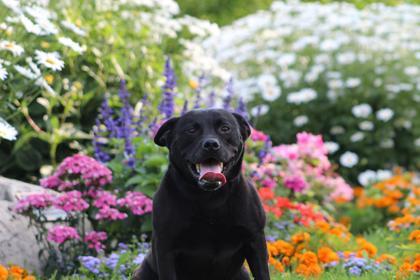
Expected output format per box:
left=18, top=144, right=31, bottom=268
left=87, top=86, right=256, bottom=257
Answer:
left=133, top=109, right=270, bottom=280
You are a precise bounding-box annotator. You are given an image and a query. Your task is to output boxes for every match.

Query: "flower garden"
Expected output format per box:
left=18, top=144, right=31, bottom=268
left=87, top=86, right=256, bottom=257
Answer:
left=0, top=0, right=419, bottom=279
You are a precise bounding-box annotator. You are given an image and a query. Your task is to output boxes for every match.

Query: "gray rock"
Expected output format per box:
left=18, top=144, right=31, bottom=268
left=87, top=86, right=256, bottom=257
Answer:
left=0, top=176, right=54, bottom=203
left=0, top=176, right=56, bottom=274
left=0, top=200, right=46, bottom=275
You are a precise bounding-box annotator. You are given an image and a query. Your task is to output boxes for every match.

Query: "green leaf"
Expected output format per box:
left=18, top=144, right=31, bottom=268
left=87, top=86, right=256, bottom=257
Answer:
left=144, top=155, right=167, bottom=168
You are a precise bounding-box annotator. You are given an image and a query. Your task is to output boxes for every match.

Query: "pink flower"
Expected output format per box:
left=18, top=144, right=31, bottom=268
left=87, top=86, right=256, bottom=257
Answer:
left=117, top=191, right=153, bottom=216
left=283, top=175, right=308, bottom=193
left=95, top=206, right=127, bottom=220
left=15, top=193, right=56, bottom=213
left=93, top=191, right=118, bottom=208
left=47, top=225, right=80, bottom=244
left=261, top=178, right=277, bottom=189
left=250, top=128, right=269, bottom=142
left=84, top=231, right=107, bottom=252
left=272, top=144, right=299, bottom=160
left=40, top=154, right=112, bottom=191
left=53, top=191, right=89, bottom=213
left=323, top=176, right=354, bottom=201
left=40, top=175, right=62, bottom=190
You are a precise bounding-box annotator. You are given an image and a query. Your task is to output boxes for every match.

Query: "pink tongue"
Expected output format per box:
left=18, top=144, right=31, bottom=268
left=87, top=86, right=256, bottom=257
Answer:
left=199, top=163, right=227, bottom=185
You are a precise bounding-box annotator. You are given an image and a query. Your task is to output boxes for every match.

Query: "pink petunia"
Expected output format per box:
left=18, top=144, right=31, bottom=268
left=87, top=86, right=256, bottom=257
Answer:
left=117, top=191, right=153, bottom=216
left=40, top=154, right=112, bottom=191
left=53, top=190, right=89, bottom=213
left=47, top=225, right=80, bottom=244
left=84, top=231, right=107, bottom=252
left=92, top=190, right=118, bottom=208
left=15, top=193, right=56, bottom=213
left=95, top=206, right=127, bottom=220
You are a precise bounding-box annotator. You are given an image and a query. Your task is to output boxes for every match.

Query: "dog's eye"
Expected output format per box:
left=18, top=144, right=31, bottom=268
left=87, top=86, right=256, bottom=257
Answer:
left=186, top=127, right=197, bottom=134
left=220, top=125, right=231, bottom=133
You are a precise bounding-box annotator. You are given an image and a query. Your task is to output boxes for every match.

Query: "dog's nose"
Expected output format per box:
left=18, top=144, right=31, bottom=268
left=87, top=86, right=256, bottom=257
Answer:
left=202, top=138, right=221, bottom=151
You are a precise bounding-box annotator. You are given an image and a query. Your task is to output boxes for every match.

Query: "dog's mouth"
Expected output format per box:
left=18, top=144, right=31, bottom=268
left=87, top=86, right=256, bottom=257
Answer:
left=189, top=159, right=228, bottom=191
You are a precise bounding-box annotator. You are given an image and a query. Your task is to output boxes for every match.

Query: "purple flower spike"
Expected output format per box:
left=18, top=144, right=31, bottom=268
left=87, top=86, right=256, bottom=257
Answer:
left=158, top=57, right=176, bottom=119
left=118, top=80, right=136, bottom=168
left=207, top=90, right=216, bottom=108
left=235, top=97, right=248, bottom=120
left=194, top=74, right=206, bottom=109
left=223, top=78, right=234, bottom=110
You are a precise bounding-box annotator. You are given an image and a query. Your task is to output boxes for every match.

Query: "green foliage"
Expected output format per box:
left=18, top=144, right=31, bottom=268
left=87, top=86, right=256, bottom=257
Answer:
left=303, top=0, right=420, bottom=9
left=202, top=1, right=420, bottom=183
left=0, top=0, right=219, bottom=182
left=177, top=0, right=274, bottom=25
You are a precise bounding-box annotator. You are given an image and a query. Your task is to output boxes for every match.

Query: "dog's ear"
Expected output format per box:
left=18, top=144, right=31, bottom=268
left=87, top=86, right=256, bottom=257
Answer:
left=154, top=117, right=179, bottom=147
left=232, top=112, right=251, bottom=141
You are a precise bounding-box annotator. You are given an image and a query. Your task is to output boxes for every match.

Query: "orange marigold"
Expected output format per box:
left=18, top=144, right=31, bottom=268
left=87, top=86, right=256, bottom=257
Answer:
left=317, top=247, right=339, bottom=264
left=298, top=251, right=318, bottom=266
left=356, top=238, right=377, bottom=257
left=269, top=257, right=285, bottom=272
left=0, top=265, right=8, bottom=280
left=412, top=259, right=420, bottom=272
left=409, top=229, right=420, bottom=244
left=291, top=232, right=310, bottom=244
left=315, top=221, right=330, bottom=232
left=296, top=252, right=322, bottom=277
left=9, top=266, right=25, bottom=276
left=376, top=254, right=397, bottom=265
left=271, top=240, right=294, bottom=257
left=282, top=256, right=291, bottom=267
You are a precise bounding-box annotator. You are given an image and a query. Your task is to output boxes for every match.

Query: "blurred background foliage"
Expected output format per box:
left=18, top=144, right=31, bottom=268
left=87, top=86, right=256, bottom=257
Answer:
left=176, top=0, right=420, bottom=25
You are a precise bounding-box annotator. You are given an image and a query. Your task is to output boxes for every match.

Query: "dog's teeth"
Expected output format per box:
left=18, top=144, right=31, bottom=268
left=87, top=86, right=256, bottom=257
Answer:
left=195, top=164, right=200, bottom=173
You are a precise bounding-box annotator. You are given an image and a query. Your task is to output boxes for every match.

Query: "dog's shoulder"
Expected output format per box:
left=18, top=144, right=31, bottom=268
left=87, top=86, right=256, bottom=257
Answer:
left=230, top=176, right=266, bottom=231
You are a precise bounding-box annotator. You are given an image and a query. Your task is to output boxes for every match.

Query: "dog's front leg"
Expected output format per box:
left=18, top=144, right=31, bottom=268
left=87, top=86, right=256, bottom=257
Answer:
left=245, top=231, right=270, bottom=280
left=155, top=237, right=177, bottom=280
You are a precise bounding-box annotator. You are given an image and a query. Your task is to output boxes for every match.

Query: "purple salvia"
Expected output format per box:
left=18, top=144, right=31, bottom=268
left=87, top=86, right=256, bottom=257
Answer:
left=118, top=80, right=136, bottom=168
left=99, top=97, right=117, bottom=137
left=193, top=74, right=205, bottom=109
left=92, top=119, right=111, bottom=162
left=258, top=136, right=272, bottom=164
left=135, top=93, right=149, bottom=136
left=223, top=78, right=234, bottom=110
left=158, top=57, right=176, bottom=119
left=207, top=90, right=216, bottom=108
left=235, top=97, right=248, bottom=120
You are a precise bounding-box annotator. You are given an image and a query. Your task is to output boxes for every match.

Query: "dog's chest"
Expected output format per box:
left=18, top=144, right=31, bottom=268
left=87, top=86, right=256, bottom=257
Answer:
left=175, top=207, right=244, bottom=258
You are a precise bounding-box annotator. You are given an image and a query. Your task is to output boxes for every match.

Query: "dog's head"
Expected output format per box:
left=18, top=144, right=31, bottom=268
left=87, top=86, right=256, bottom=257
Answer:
left=154, top=109, right=251, bottom=191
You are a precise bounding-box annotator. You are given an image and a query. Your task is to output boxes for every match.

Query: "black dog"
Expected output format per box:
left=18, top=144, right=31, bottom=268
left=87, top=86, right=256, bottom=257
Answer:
left=133, top=109, right=270, bottom=280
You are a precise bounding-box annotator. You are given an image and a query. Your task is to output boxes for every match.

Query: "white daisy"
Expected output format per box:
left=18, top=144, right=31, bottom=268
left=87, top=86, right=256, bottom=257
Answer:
left=351, top=103, right=372, bottom=118
left=287, top=88, right=317, bottom=104
left=359, top=121, right=374, bottom=131
left=250, top=104, right=269, bottom=117
left=0, top=63, right=7, bottom=80
left=58, top=37, right=85, bottom=53
left=0, top=117, right=18, bottom=141
left=14, top=65, right=37, bottom=80
left=339, top=151, right=359, bottom=168
left=358, top=170, right=377, bottom=186
left=376, top=108, right=394, bottom=122
left=61, top=20, right=87, bottom=37
left=35, top=50, right=64, bottom=71
left=350, top=132, right=364, bottom=142
left=257, top=74, right=281, bottom=101
left=324, top=141, right=339, bottom=154
left=376, top=170, right=392, bottom=181
left=293, top=115, right=308, bottom=127
left=0, top=40, right=24, bottom=56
